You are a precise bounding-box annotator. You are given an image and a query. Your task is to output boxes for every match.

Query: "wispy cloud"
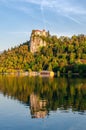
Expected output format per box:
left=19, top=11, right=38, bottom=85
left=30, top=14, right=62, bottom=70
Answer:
left=23, top=0, right=86, bottom=24
left=2, top=0, right=86, bottom=15
left=21, top=0, right=86, bottom=15
left=65, top=15, right=82, bottom=24
left=1, top=0, right=44, bottom=22
left=1, top=0, right=86, bottom=25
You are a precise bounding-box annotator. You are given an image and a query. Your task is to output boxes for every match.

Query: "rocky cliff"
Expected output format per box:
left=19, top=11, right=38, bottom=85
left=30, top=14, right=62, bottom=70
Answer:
left=30, top=29, right=49, bottom=53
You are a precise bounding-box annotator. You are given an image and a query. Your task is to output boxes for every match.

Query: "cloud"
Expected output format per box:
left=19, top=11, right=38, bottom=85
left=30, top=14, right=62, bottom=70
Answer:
left=41, top=0, right=86, bottom=25
left=2, top=0, right=86, bottom=16
left=23, top=0, right=86, bottom=24
left=22, top=0, right=86, bottom=15
left=65, top=15, right=82, bottom=24
left=1, top=0, right=86, bottom=25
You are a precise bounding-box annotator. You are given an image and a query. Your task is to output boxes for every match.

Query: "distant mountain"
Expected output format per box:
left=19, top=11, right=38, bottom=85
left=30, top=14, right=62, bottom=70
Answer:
left=0, top=51, right=3, bottom=54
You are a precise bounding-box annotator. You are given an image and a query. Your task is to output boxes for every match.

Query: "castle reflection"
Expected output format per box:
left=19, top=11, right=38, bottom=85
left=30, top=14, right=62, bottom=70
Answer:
left=30, top=93, right=48, bottom=118
left=0, top=75, right=86, bottom=118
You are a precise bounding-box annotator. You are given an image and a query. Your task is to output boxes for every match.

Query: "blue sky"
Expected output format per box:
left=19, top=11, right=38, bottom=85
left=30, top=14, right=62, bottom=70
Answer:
left=0, top=0, right=86, bottom=51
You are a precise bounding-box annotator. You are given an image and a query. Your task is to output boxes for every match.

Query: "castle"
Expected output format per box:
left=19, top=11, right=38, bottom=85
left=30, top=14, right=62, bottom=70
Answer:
left=30, top=29, right=49, bottom=53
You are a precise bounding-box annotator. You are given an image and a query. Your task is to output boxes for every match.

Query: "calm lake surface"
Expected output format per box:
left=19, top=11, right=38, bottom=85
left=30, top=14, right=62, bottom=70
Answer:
left=0, top=75, right=86, bottom=130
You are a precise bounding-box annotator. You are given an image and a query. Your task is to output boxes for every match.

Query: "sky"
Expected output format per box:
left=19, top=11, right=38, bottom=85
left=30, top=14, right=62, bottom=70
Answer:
left=0, top=0, right=86, bottom=51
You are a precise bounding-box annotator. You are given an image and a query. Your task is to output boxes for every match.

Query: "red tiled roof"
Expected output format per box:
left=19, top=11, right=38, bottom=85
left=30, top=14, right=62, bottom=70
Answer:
left=35, top=30, right=41, bottom=32
left=34, top=30, right=46, bottom=32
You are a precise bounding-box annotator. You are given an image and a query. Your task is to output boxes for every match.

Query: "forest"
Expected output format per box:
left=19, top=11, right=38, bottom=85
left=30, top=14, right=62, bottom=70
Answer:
left=0, top=33, right=86, bottom=76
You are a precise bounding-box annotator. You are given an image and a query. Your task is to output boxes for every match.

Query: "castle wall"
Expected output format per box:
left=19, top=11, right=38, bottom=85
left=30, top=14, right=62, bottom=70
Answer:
left=30, top=30, right=48, bottom=53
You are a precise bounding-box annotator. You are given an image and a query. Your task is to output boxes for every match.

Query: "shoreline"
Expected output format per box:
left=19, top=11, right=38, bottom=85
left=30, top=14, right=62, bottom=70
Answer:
left=0, top=70, right=86, bottom=77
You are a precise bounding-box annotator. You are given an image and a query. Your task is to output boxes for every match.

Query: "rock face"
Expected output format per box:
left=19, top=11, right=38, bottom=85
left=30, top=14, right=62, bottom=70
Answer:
left=30, top=29, right=49, bottom=53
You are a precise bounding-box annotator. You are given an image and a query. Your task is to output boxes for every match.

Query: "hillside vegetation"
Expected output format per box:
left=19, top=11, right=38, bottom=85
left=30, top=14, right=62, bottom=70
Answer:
left=0, top=33, right=86, bottom=75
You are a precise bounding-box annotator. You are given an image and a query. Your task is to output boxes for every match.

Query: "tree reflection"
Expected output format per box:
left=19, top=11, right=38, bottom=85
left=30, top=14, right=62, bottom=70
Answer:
left=0, top=75, right=86, bottom=118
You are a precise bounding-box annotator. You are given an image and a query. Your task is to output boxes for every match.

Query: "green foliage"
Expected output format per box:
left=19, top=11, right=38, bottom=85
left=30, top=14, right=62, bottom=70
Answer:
left=0, top=34, right=86, bottom=75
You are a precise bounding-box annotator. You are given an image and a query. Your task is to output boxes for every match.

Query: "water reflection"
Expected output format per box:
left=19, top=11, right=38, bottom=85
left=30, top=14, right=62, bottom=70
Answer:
left=0, top=75, right=86, bottom=118
left=30, top=93, right=48, bottom=118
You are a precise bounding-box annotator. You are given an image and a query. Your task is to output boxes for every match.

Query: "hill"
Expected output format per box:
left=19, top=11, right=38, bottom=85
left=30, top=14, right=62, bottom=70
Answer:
left=0, top=30, right=86, bottom=76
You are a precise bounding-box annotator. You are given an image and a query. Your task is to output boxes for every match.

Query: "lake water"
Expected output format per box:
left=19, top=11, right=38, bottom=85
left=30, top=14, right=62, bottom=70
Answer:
left=0, top=75, right=86, bottom=130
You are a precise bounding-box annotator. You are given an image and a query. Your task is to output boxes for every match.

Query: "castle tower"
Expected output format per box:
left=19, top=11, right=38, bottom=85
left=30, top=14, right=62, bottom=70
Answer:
left=30, top=29, right=49, bottom=53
